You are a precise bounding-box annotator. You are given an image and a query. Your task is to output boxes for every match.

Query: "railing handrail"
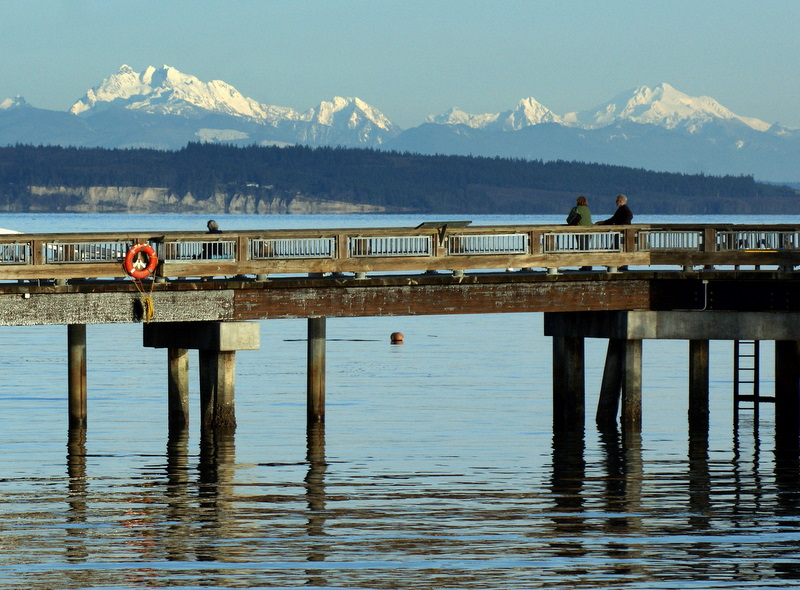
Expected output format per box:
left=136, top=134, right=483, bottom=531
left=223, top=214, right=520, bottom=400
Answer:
left=0, top=223, right=799, bottom=242
left=0, top=223, right=797, bottom=280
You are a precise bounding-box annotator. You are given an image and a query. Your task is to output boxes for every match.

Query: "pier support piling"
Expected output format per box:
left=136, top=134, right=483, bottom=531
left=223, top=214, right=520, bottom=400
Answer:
left=143, top=321, right=259, bottom=434
left=590, top=338, right=642, bottom=432
left=597, top=339, right=624, bottom=430
left=199, top=350, right=237, bottom=433
left=67, top=324, right=87, bottom=429
left=546, top=311, right=800, bottom=440
left=307, top=317, right=327, bottom=424
left=621, top=339, right=643, bottom=432
left=168, top=348, right=190, bottom=430
left=552, top=335, right=585, bottom=431
left=689, top=340, right=710, bottom=432
left=775, top=340, right=800, bottom=448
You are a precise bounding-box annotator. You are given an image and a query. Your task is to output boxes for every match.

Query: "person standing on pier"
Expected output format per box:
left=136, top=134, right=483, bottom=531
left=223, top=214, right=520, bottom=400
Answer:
left=595, top=194, right=633, bottom=225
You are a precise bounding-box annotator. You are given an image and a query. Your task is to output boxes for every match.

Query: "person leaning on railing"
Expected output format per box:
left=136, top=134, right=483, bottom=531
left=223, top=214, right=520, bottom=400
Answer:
left=595, top=194, right=633, bottom=270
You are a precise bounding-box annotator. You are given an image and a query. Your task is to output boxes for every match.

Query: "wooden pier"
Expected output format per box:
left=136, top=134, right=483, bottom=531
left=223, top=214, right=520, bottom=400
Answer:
left=0, top=222, right=798, bottom=443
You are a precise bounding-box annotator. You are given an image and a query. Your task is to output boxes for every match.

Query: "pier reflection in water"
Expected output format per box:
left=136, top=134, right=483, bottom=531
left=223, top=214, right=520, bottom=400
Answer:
left=1, top=312, right=800, bottom=588
left=45, top=421, right=800, bottom=587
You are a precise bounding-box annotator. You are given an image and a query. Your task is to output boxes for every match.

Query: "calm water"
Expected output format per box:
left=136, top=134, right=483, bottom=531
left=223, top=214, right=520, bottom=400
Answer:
left=1, top=213, right=799, bottom=589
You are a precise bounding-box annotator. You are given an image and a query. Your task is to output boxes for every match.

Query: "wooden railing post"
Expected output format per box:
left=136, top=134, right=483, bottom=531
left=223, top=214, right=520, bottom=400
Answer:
left=336, top=233, right=349, bottom=261
left=623, top=227, right=637, bottom=254
left=702, top=228, right=717, bottom=253
left=236, top=234, right=249, bottom=264
left=529, top=230, right=542, bottom=255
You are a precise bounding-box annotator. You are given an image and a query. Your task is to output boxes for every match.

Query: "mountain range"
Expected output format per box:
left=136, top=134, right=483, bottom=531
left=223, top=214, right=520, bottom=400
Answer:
left=1, top=64, right=798, bottom=183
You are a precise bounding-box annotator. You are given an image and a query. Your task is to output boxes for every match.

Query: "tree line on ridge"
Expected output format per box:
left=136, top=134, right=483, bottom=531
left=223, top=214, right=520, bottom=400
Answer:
left=0, top=142, right=795, bottom=214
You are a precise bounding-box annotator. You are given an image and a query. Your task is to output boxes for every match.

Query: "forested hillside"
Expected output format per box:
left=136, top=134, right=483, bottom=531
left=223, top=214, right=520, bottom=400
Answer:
left=0, top=143, right=795, bottom=214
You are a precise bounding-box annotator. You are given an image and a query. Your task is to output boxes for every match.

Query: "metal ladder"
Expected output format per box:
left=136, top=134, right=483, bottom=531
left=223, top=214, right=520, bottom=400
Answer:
left=733, top=340, right=774, bottom=424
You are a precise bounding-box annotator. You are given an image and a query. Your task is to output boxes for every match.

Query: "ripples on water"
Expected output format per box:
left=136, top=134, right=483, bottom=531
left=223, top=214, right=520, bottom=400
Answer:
left=1, top=214, right=799, bottom=589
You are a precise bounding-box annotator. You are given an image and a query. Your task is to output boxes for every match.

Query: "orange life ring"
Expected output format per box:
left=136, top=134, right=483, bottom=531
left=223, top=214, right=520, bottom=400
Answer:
left=124, top=243, right=158, bottom=279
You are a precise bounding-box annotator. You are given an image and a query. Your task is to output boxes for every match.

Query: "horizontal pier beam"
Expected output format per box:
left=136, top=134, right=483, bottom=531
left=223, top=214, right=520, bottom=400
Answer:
left=0, top=290, right=235, bottom=325
left=545, top=310, right=800, bottom=340
left=143, top=321, right=260, bottom=351
left=231, top=276, right=653, bottom=319
left=0, top=272, right=797, bottom=326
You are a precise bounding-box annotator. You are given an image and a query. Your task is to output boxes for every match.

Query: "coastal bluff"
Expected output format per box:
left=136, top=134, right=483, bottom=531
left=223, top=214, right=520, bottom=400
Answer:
left=13, top=185, right=394, bottom=214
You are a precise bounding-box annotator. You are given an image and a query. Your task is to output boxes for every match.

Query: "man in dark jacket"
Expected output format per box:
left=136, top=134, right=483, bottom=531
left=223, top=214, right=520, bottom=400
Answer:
left=596, top=194, right=633, bottom=225
left=596, top=194, right=633, bottom=270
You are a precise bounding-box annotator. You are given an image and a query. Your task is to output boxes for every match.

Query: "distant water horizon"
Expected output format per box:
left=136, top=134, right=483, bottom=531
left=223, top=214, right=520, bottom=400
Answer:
left=1, top=211, right=797, bottom=234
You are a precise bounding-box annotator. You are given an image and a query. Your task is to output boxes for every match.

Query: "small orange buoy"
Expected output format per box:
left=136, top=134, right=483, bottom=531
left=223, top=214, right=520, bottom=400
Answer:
left=390, top=332, right=404, bottom=344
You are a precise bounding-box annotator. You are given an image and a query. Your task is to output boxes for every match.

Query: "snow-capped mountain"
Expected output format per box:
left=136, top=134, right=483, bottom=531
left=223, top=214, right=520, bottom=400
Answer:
left=0, top=96, right=29, bottom=110
left=429, top=84, right=772, bottom=134
left=67, top=64, right=399, bottom=146
left=70, top=64, right=284, bottom=121
left=563, top=83, right=771, bottom=132
left=0, top=65, right=797, bottom=181
left=298, top=96, right=400, bottom=144
left=427, top=98, right=563, bottom=131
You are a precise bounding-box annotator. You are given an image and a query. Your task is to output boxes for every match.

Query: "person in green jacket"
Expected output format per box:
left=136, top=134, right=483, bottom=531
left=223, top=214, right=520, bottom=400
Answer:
left=566, top=195, right=592, bottom=226
left=566, top=196, right=593, bottom=270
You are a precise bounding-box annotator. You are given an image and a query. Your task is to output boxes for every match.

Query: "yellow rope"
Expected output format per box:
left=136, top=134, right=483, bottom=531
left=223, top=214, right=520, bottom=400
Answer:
left=140, top=294, right=155, bottom=323
left=131, top=276, right=156, bottom=323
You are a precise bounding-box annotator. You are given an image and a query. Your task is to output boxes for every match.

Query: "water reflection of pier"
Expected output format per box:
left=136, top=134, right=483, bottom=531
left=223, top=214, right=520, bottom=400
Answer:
left=55, top=403, right=800, bottom=588
left=545, top=424, right=800, bottom=582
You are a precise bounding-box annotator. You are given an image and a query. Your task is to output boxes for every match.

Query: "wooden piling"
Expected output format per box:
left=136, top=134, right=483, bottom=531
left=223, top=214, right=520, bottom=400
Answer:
left=199, top=350, right=237, bottom=433
left=552, top=335, right=585, bottom=431
left=596, top=339, right=624, bottom=430
left=307, top=317, right=327, bottom=424
left=168, top=348, right=190, bottom=430
left=688, top=340, right=710, bottom=432
left=621, top=340, right=642, bottom=432
left=67, top=324, right=87, bottom=429
left=144, top=321, right=258, bottom=434
left=595, top=338, right=643, bottom=432
left=775, top=340, right=800, bottom=448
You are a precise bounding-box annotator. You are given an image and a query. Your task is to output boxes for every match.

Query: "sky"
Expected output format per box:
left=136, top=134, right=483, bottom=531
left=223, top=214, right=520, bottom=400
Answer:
left=1, top=0, right=798, bottom=129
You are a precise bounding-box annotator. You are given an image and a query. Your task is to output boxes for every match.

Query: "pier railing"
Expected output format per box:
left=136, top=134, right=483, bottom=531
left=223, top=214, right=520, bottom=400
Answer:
left=0, top=223, right=797, bottom=281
